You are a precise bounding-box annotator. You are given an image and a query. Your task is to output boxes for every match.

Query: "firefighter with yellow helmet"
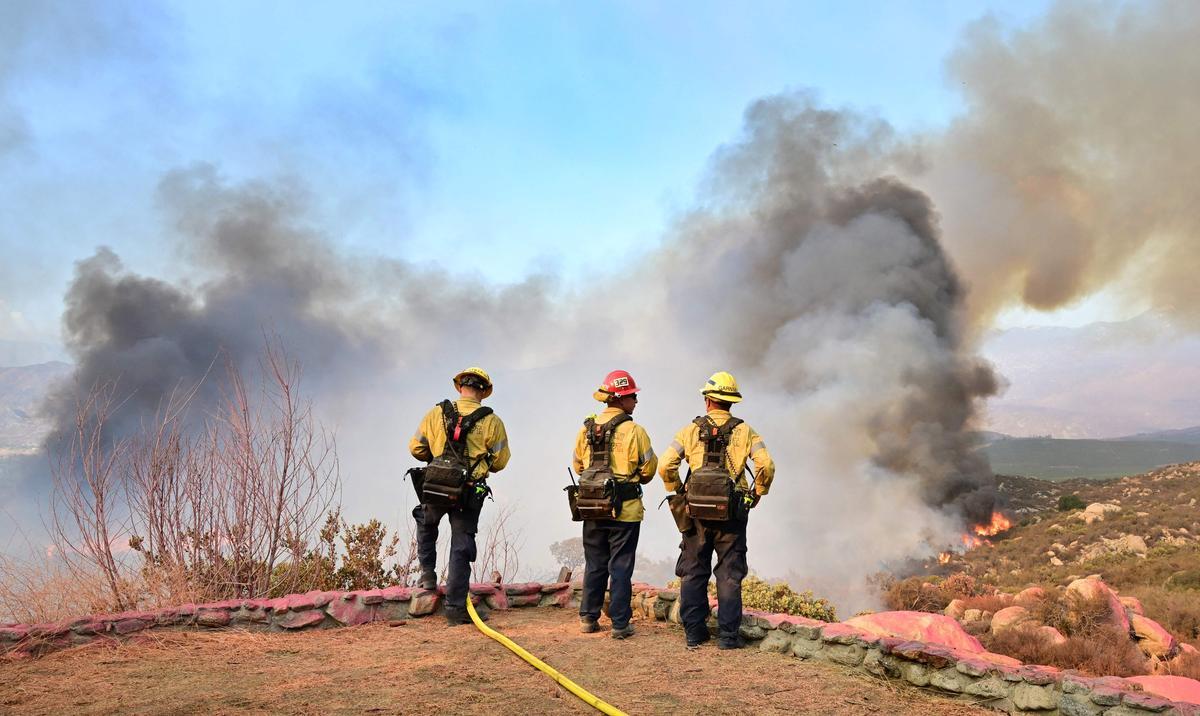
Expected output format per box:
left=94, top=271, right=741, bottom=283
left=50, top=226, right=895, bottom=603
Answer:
left=569, top=370, right=658, bottom=639
left=658, top=371, right=775, bottom=649
left=408, top=367, right=511, bottom=625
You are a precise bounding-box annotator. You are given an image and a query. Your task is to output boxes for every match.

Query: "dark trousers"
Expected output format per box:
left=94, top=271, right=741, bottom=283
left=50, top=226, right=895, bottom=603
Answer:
left=414, top=501, right=482, bottom=610
left=580, top=519, right=641, bottom=629
left=676, top=518, right=748, bottom=639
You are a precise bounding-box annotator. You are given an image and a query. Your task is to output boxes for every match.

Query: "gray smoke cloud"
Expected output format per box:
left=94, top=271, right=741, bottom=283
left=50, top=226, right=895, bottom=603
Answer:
left=42, top=101, right=991, bottom=612
left=924, top=0, right=1200, bottom=328
left=647, top=95, right=997, bottom=607
left=45, top=163, right=562, bottom=447
left=23, top=0, right=1200, bottom=615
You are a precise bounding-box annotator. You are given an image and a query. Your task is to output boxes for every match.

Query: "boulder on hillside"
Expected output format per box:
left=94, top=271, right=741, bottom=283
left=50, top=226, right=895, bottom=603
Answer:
left=1131, top=614, right=1179, bottom=659
left=1034, top=625, right=1068, bottom=646
left=1125, top=675, right=1200, bottom=705
left=943, top=599, right=966, bottom=621
left=1065, top=577, right=1132, bottom=634
left=1081, top=534, right=1150, bottom=562
left=1120, top=596, right=1146, bottom=616
left=1014, top=587, right=1047, bottom=609
left=991, top=606, right=1034, bottom=633
left=844, top=611, right=984, bottom=654
left=1077, top=502, right=1121, bottom=524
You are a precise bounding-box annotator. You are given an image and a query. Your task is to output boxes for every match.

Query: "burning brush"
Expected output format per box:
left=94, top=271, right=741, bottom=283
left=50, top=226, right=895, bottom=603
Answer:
left=936, top=511, right=1013, bottom=564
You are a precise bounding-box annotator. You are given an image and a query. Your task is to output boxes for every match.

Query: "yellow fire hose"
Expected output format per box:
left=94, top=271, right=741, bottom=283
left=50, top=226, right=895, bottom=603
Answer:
left=465, top=598, right=628, bottom=716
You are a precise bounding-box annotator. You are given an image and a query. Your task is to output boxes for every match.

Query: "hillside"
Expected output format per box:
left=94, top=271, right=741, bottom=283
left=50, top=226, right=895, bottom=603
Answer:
left=0, top=362, right=71, bottom=452
left=932, top=462, right=1200, bottom=643
left=1, top=609, right=985, bottom=716
left=1121, top=427, right=1200, bottom=445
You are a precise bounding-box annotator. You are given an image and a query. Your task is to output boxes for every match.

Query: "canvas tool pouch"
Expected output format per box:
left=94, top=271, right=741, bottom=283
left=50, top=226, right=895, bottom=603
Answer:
left=575, top=413, right=632, bottom=521
left=420, top=400, right=493, bottom=510
left=405, top=467, right=426, bottom=502
left=564, top=484, right=583, bottom=522
left=666, top=493, right=694, bottom=533
left=684, top=416, right=743, bottom=521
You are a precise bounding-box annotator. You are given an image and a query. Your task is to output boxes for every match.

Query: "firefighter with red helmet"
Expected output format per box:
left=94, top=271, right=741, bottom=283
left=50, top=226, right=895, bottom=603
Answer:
left=570, top=370, right=658, bottom=639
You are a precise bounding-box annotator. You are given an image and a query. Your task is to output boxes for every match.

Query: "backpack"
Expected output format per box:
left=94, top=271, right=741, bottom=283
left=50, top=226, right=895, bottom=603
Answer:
left=684, top=415, right=743, bottom=521
left=574, top=413, right=636, bottom=521
left=421, top=400, right=494, bottom=509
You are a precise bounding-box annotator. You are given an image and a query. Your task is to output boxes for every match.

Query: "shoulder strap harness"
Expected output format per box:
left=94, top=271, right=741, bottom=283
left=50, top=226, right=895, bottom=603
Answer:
left=437, top=399, right=495, bottom=469
left=692, top=415, right=744, bottom=474
left=583, top=412, right=633, bottom=470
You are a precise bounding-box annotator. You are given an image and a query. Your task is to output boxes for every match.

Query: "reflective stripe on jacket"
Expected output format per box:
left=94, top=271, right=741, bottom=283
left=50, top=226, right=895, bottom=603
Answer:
left=658, top=408, right=774, bottom=496
left=571, top=407, right=658, bottom=522
left=409, top=398, right=511, bottom=479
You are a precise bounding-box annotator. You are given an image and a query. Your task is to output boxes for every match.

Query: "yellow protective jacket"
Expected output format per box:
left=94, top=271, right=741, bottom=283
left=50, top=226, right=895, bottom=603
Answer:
left=658, top=409, right=775, bottom=496
left=571, top=407, right=658, bottom=522
left=409, top=399, right=511, bottom=479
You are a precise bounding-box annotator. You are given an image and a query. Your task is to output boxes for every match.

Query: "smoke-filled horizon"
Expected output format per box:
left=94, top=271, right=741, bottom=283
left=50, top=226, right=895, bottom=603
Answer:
left=38, top=94, right=997, bottom=613
left=16, top=0, right=1200, bottom=612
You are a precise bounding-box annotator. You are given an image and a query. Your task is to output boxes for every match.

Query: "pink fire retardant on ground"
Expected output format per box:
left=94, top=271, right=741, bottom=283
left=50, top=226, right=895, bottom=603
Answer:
left=1126, top=676, right=1200, bottom=704
left=845, top=611, right=986, bottom=654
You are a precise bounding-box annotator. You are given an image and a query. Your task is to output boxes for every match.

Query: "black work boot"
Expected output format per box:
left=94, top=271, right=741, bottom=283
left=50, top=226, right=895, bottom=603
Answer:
left=717, top=634, right=746, bottom=650
left=418, top=570, right=437, bottom=590
left=579, top=617, right=601, bottom=634
left=445, top=606, right=487, bottom=626
left=610, top=624, right=635, bottom=640
left=685, top=627, right=711, bottom=650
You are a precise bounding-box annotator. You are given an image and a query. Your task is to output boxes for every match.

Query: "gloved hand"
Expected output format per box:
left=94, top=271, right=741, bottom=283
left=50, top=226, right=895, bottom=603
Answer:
left=743, top=492, right=761, bottom=509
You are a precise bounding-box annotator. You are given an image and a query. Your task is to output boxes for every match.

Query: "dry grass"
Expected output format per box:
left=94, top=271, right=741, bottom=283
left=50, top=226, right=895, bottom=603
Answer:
left=981, top=593, right=1149, bottom=677
left=882, top=572, right=993, bottom=613
left=1160, top=651, right=1200, bottom=680
left=0, top=556, right=115, bottom=625
left=982, top=626, right=1148, bottom=677
left=1126, top=586, right=1200, bottom=642
left=0, top=609, right=990, bottom=716
left=958, top=594, right=1010, bottom=614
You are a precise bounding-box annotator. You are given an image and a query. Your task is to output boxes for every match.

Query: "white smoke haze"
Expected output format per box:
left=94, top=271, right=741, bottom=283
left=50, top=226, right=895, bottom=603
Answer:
left=17, top=0, right=1200, bottom=615
left=37, top=94, right=993, bottom=616
left=923, top=0, right=1200, bottom=329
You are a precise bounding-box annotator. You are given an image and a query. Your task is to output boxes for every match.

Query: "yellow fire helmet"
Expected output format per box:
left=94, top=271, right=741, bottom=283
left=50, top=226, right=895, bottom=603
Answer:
left=700, top=370, right=742, bottom=403
left=452, top=366, right=493, bottom=399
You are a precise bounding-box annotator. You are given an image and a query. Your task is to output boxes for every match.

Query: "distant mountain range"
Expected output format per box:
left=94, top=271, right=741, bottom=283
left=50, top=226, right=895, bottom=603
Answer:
left=0, top=361, right=71, bottom=452
left=978, top=428, right=1200, bottom=480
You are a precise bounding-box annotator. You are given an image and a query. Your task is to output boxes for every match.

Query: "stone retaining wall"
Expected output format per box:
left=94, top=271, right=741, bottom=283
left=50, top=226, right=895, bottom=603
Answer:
left=4, top=582, right=1198, bottom=714
left=635, top=588, right=1200, bottom=715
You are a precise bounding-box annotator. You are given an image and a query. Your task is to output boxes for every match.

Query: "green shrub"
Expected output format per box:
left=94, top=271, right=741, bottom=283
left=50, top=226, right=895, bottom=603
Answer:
left=270, top=509, right=408, bottom=595
left=667, top=575, right=837, bottom=621
left=739, top=576, right=837, bottom=622
left=1057, top=494, right=1086, bottom=512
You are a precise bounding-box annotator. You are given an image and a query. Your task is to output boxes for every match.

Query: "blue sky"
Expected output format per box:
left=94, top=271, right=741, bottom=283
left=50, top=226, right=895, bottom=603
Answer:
left=1, top=0, right=1061, bottom=356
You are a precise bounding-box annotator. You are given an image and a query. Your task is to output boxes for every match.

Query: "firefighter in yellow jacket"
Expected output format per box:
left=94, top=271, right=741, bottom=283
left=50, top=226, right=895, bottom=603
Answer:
left=658, top=371, right=774, bottom=649
left=409, top=367, right=511, bottom=625
left=571, top=370, right=658, bottom=639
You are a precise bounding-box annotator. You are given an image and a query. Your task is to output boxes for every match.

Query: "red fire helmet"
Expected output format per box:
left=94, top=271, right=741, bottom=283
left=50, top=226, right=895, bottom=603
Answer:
left=592, top=369, right=640, bottom=402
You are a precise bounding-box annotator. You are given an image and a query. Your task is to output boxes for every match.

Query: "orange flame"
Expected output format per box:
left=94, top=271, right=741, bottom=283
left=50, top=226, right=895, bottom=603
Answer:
left=958, top=512, right=1013, bottom=551
left=973, top=511, right=1012, bottom=537
left=937, top=552, right=951, bottom=565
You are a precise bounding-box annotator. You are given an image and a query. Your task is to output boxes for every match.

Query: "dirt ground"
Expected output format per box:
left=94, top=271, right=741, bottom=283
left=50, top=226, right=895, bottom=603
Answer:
left=1, top=609, right=990, bottom=715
